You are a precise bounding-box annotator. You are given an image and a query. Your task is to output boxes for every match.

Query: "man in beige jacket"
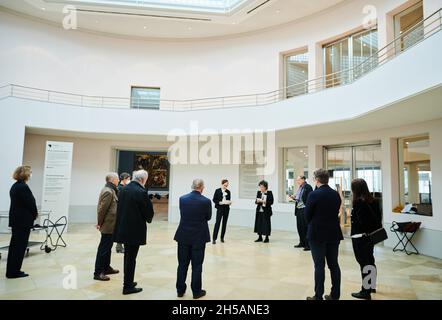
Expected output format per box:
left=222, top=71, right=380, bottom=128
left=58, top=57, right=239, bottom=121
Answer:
left=93, top=172, right=120, bottom=281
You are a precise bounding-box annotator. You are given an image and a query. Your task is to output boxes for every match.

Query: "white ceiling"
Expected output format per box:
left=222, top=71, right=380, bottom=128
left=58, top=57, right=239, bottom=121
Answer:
left=0, top=0, right=346, bottom=39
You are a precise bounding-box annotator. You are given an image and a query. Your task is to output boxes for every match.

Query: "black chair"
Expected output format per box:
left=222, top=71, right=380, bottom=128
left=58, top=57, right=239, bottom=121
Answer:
left=40, top=216, right=67, bottom=253
left=390, top=221, right=421, bottom=255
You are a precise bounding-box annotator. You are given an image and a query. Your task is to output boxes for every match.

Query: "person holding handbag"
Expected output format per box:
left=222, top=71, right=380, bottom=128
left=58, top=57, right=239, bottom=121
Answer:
left=350, top=178, right=383, bottom=300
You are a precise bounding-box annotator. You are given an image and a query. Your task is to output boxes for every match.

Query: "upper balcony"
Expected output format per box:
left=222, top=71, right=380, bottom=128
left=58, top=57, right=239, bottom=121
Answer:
left=0, top=8, right=442, bottom=135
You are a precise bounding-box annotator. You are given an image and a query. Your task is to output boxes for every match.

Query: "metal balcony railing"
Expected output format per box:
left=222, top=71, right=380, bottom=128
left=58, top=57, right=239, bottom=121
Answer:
left=0, top=8, right=441, bottom=111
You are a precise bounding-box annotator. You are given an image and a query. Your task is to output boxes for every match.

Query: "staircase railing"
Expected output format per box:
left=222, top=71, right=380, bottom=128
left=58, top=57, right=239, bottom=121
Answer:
left=1, top=8, right=441, bottom=111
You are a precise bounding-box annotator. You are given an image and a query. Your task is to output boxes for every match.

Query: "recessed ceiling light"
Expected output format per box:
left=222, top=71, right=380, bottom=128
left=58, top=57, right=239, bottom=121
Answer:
left=143, top=26, right=147, bottom=29
left=276, top=10, right=281, bottom=14
left=41, top=7, right=46, bottom=11
left=232, top=22, right=237, bottom=25
left=187, top=26, right=192, bottom=30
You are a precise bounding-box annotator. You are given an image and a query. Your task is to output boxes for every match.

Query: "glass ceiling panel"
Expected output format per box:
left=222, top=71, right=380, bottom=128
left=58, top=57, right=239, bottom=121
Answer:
left=65, top=0, right=250, bottom=13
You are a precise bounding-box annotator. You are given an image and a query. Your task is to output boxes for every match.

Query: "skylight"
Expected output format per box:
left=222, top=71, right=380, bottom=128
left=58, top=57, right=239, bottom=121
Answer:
left=65, top=0, right=250, bottom=13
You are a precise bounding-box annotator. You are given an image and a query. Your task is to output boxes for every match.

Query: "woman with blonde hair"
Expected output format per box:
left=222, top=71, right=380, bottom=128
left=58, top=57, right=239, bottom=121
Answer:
left=6, top=165, right=38, bottom=279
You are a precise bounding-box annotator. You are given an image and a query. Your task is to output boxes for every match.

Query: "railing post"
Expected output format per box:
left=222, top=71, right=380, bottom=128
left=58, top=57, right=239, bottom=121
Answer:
left=47, top=90, right=50, bottom=102
left=10, top=85, right=13, bottom=97
left=101, top=97, right=104, bottom=107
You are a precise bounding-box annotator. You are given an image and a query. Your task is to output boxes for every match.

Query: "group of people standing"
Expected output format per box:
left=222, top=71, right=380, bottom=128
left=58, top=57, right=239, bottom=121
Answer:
left=5, top=164, right=382, bottom=301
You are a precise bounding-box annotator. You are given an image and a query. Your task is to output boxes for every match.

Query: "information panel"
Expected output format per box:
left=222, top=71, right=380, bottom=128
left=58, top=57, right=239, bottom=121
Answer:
left=41, top=141, right=74, bottom=226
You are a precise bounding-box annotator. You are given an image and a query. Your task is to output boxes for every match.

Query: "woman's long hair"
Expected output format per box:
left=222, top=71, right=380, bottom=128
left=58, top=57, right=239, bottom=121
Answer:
left=351, top=178, right=374, bottom=206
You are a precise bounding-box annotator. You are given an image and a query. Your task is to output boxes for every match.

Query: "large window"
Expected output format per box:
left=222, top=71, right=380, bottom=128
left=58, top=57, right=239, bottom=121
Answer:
left=324, top=28, right=378, bottom=87
left=131, top=87, right=160, bottom=109
left=394, top=1, right=424, bottom=52
left=325, top=143, right=382, bottom=229
left=283, top=50, right=309, bottom=98
left=282, top=147, right=309, bottom=202
left=398, top=135, right=432, bottom=216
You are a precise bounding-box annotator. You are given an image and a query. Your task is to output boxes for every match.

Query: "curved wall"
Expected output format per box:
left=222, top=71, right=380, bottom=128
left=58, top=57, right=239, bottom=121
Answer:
left=0, top=0, right=433, bottom=100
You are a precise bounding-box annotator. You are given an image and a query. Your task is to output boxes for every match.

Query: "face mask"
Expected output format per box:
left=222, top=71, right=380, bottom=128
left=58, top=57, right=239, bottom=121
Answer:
left=126, top=179, right=131, bottom=184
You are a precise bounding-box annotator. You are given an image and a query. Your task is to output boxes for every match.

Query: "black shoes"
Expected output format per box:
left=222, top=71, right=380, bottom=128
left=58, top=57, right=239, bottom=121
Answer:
left=294, top=243, right=304, bottom=248
left=303, top=247, right=311, bottom=251
left=324, top=294, right=339, bottom=300
left=263, top=237, right=270, bottom=243
left=123, top=287, right=143, bottom=295
left=221, top=239, right=225, bottom=243
left=93, top=272, right=110, bottom=281
left=104, top=267, right=119, bottom=275
left=306, top=296, right=322, bottom=300
left=177, top=292, right=185, bottom=298
left=255, top=237, right=263, bottom=242
left=212, top=240, right=216, bottom=245
left=351, top=290, right=372, bottom=300
left=193, top=290, right=207, bottom=299
left=6, top=271, right=29, bottom=279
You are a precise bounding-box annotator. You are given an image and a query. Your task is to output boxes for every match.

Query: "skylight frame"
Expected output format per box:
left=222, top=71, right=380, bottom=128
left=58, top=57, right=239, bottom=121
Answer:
left=58, top=0, right=251, bottom=14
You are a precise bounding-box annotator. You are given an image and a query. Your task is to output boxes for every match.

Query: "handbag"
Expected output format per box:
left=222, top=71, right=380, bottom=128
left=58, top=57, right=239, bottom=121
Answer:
left=365, top=202, right=388, bottom=245
left=367, top=227, right=388, bottom=245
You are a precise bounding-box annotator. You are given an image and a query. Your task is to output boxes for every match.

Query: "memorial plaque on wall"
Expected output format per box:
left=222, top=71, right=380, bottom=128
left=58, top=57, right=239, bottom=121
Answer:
left=239, top=152, right=264, bottom=199
left=40, top=141, right=74, bottom=226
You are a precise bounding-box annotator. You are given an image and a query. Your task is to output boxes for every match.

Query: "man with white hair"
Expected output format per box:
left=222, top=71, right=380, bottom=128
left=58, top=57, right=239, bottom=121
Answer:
left=114, top=169, right=154, bottom=295
left=174, top=178, right=212, bottom=299
left=93, top=172, right=120, bottom=281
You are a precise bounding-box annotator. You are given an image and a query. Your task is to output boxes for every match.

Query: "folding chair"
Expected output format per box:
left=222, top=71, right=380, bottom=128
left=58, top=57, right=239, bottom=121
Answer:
left=390, top=221, right=421, bottom=255
left=40, top=216, right=67, bottom=253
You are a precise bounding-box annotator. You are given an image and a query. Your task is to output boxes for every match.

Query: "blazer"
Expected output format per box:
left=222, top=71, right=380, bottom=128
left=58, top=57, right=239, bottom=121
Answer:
left=9, top=181, right=38, bottom=229
left=97, top=183, right=118, bottom=234
left=212, top=188, right=231, bottom=210
left=174, top=191, right=212, bottom=245
left=351, top=199, right=383, bottom=236
left=305, top=184, right=343, bottom=242
left=294, top=183, right=313, bottom=214
left=255, top=190, right=274, bottom=216
left=114, top=181, right=154, bottom=245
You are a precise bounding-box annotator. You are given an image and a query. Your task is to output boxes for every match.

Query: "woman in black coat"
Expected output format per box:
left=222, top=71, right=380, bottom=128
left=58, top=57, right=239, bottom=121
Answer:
left=6, top=166, right=38, bottom=279
left=350, top=178, right=382, bottom=300
left=212, top=179, right=232, bottom=244
left=254, top=180, right=273, bottom=243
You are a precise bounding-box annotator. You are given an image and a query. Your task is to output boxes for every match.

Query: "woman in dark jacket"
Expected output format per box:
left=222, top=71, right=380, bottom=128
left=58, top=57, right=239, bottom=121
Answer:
left=350, top=178, right=382, bottom=300
left=6, top=166, right=38, bottom=279
left=254, top=180, right=274, bottom=243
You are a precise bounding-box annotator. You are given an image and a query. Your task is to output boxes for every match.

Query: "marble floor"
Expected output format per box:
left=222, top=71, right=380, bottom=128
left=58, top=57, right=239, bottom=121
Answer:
left=0, top=220, right=441, bottom=300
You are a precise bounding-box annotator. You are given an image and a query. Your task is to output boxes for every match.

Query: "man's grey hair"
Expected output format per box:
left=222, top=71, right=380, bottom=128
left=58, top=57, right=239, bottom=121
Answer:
left=191, top=178, right=205, bottom=191
left=105, top=172, right=119, bottom=183
left=133, top=170, right=148, bottom=182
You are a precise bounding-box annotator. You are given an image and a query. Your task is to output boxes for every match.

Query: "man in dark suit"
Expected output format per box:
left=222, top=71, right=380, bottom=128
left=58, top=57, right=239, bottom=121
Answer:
left=174, top=179, right=212, bottom=299
left=305, top=169, right=343, bottom=300
left=290, top=176, right=313, bottom=251
left=212, top=179, right=231, bottom=244
left=114, top=170, right=154, bottom=295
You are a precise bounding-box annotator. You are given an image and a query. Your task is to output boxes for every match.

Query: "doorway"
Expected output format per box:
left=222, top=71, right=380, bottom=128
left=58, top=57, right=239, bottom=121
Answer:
left=116, top=150, right=170, bottom=221
left=324, top=143, right=382, bottom=235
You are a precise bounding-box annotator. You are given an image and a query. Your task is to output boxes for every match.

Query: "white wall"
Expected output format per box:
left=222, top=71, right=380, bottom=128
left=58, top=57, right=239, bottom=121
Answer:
left=21, top=134, right=171, bottom=222
left=1, top=0, right=440, bottom=100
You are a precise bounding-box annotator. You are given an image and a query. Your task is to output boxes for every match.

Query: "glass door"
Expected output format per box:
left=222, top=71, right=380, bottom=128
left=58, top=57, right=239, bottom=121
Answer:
left=325, top=143, right=382, bottom=235
left=394, top=1, right=424, bottom=52
left=284, top=50, right=309, bottom=98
